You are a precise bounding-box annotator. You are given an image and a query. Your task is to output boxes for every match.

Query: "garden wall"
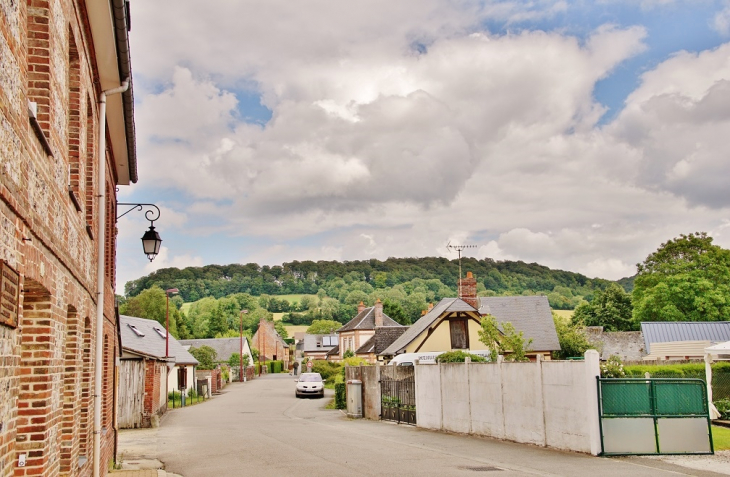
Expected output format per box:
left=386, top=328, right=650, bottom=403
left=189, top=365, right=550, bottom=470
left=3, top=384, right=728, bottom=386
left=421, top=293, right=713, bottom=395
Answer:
left=415, top=352, right=602, bottom=454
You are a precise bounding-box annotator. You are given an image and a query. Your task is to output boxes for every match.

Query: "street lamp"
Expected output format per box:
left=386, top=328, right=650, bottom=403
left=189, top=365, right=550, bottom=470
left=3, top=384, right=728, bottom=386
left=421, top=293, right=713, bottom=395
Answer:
left=240, top=309, right=248, bottom=381
left=117, top=203, right=163, bottom=261
left=165, top=288, right=179, bottom=358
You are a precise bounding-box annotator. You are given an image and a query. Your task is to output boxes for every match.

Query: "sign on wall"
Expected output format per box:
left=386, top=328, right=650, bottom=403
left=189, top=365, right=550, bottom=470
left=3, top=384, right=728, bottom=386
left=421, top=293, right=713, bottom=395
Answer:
left=0, top=261, right=19, bottom=328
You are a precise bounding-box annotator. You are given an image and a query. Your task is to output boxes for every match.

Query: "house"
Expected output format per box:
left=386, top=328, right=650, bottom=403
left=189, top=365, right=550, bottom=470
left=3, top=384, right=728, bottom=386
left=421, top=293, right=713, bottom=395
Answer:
left=179, top=336, right=255, bottom=370
left=641, top=321, right=730, bottom=361
left=119, top=316, right=198, bottom=428
left=302, top=334, right=339, bottom=360
left=381, top=272, right=560, bottom=360
left=584, top=327, right=646, bottom=361
left=252, top=317, right=290, bottom=369
left=333, top=300, right=403, bottom=362
left=355, top=326, right=409, bottom=363
left=0, top=0, right=137, bottom=474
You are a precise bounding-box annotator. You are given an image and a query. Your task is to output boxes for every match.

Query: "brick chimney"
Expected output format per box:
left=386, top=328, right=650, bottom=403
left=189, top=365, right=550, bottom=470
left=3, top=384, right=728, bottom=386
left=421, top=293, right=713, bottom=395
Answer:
left=358, top=301, right=365, bottom=314
left=428, top=303, right=434, bottom=311
left=374, top=299, right=383, bottom=327
left=458, top=271, right=479, bottom=309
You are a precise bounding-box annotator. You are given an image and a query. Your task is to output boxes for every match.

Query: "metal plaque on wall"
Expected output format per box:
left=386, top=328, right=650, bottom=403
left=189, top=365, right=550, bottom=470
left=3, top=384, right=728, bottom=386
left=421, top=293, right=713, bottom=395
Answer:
left=0, top=261, right=20, bottom=328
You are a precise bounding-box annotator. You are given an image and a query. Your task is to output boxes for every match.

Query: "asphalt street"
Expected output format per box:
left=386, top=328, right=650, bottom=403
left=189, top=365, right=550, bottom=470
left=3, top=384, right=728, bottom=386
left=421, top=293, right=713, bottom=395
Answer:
left=141, top=374, right=723, bottom=477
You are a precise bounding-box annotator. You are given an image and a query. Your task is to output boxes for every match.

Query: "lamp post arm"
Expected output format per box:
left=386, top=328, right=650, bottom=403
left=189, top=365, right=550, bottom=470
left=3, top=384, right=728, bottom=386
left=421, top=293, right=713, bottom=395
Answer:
left=116, top=203, right=161, bottom=223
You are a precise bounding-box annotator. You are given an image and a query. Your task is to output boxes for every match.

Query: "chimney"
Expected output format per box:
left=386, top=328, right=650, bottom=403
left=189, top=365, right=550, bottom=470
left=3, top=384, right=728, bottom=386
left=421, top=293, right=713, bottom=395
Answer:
left=358, top=301, right=365, bottom=314
left=428, top=303, right=434, bottom=311
left=458, top=271, right=478, bottom=309
left=374, top=299, right=383, bottom=327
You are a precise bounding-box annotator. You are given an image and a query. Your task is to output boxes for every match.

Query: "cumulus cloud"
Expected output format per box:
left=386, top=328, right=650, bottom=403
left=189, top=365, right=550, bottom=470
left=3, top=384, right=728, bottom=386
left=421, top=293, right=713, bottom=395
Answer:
left=143, top=247, right=204, bottom=275
left=119, top=0, right=730, bottom=289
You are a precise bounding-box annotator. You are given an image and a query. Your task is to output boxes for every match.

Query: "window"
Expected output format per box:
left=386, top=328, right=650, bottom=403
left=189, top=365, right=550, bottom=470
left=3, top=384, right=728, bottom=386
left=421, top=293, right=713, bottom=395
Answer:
left=127, top=324, right=144, bottom=337
left=153, top=327, right=167, bottom=339
left=449, top=319, right=468, bottom=349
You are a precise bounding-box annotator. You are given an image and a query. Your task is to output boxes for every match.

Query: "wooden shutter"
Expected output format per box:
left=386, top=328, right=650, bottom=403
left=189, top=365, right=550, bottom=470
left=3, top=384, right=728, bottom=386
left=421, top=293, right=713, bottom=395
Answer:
left=450, top=319, right=468, bottom=349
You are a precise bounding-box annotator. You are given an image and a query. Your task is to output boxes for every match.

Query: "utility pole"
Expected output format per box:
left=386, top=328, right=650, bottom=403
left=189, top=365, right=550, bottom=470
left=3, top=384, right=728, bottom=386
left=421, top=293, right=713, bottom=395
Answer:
left=240, top=309, right=248, bottom=381
left=447, top=243, right=476, bottom=299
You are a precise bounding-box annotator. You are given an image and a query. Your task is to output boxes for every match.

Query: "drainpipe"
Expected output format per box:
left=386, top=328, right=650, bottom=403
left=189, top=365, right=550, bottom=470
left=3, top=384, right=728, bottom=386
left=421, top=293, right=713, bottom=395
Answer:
left=94, top=78, right=129, bottom=477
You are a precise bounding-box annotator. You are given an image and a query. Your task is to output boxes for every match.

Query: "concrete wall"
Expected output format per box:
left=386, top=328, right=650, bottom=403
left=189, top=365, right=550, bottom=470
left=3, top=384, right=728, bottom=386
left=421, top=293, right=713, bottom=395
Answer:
left=415, top=353, right=601, bottom=454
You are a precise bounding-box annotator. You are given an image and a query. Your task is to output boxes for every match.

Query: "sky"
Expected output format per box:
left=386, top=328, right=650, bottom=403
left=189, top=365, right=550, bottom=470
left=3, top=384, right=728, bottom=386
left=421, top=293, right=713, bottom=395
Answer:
left=116, top=0, right=730, bottom=295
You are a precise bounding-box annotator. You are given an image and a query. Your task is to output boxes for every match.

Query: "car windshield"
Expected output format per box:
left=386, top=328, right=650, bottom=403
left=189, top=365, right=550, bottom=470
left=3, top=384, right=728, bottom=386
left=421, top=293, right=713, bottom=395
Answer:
left=299, top=374, right=322, bottom=382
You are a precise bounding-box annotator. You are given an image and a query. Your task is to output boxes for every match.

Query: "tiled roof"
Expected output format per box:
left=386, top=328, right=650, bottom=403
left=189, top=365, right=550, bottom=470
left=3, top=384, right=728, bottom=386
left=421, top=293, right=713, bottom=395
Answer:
left=382, top=295, right=560, bottom=356
left=120, top=315, right=198, bottom=365
left=178, top=337, right=253, bottom=362
left=479, top=296, right=560, bottom=352
left=382, top=298, right=473, bottom=355
left=356, top=326, right=408, bottom=354
left=640, top=321, right=730, bottom=353
left=326, top=344, right=340, bottom=357
left=337, top=306, right=400, bottom=332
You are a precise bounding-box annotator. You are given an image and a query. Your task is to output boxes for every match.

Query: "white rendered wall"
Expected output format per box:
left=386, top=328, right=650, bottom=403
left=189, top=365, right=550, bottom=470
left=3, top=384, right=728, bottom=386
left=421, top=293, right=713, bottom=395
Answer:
left=414, top=353, right=601, bottom=454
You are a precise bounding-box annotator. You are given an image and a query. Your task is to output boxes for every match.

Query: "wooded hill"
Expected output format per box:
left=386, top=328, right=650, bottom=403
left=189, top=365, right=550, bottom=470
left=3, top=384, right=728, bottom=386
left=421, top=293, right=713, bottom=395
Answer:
left=124, top=256, right=621, bottom=310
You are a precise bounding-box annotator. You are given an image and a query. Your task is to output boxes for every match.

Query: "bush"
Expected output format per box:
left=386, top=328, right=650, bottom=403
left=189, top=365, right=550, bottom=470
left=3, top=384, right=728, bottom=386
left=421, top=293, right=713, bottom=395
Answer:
left=601, top=355, right=626, bottom=378
left=265, top=360, right=284, bottom=373
left=715, top=398, right=730, bottom=419
left=312, top=360, right=342, bottom=381
left=436, top=351, right=487, bottom=363
left=335, top=382, right=346, bottom=409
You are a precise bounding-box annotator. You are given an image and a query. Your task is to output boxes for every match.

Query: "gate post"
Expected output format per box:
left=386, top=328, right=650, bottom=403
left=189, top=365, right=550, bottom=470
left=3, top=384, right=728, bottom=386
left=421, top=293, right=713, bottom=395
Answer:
left=584, top=349, right=601, bottom=455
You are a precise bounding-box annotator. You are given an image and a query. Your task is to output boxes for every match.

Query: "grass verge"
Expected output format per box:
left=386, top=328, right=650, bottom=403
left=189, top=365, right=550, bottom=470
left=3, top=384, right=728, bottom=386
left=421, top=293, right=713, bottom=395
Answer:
left=713, top=425, right=730, bottom=450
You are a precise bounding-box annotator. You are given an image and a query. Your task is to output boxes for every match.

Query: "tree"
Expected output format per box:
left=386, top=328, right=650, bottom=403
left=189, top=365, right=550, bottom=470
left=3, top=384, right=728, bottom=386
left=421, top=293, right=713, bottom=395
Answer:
left=382, top=300, right=409, bottom=325
left=572, top=284, right=635, bottom=331
left=189, top=345, right=217, bottom=370
left=228, top=353, right=241, bottom=368
left=633, top=232, right=730, bottom=323
left=306, top=319, right=342, bottom=334
left=274, top=320, right=288, bottom=339
left=119, top=286, right=180, bottom=337
left=552, top=312, right=594, bottom=359
left=478, top=314, right=532, bottom=362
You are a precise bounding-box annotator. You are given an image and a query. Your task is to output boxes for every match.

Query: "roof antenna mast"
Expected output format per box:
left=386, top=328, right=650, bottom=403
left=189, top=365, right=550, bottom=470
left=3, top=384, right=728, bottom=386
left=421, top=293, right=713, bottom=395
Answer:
left=447, top=242, right=477, bottom=299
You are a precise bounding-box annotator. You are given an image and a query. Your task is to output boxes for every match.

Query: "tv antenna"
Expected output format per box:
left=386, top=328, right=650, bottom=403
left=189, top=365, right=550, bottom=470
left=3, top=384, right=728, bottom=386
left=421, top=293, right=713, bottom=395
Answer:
left=447, top=242, right=477, bottom=298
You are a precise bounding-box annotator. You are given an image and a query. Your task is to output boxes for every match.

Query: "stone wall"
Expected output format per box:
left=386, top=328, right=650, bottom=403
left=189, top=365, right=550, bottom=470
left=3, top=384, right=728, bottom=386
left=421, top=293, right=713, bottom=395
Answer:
left=0, top=0, right=122, bottom=474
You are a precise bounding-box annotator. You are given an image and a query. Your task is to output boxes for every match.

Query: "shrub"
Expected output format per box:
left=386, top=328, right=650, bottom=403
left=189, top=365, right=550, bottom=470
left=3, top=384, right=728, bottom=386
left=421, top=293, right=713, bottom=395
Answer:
left=601, top=355, right=626, bottom=378
left=715, top=399, right=730, bottom=419
left=436, top=351, right=487, bottom=363
left=312, top=360, right=342, bottom=382
left=335, top=382, right=346, bottom=409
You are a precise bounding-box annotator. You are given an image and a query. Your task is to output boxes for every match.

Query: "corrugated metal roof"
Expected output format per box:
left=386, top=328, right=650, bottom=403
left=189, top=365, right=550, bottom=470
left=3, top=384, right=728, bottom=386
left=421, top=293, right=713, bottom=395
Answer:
left=640, top=321, right=730, bottom=353
left=120, top=315, right=198, bottom=365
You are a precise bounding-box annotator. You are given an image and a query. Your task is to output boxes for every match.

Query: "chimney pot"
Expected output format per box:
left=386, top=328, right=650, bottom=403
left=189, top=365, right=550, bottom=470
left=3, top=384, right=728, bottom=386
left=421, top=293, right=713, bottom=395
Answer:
left=458, top=271, right=479, bottom=309
left=358, top=301, right=365, bottom=314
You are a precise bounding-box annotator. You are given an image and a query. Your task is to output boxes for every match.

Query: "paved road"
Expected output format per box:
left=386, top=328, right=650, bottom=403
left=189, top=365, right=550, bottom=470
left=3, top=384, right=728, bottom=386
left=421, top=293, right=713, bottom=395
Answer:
left=148, top=374, right=721, bottom=477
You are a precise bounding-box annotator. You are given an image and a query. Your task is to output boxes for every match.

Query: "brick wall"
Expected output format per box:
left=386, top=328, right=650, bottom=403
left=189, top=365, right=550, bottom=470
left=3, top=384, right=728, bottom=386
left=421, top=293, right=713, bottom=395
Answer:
left=0, top=0, right=123, bottom=475
left=458, top=272, right=478, bottom=310
left=142, top=360, right=166, bottom=428
left=252, top=319, right=290, bottom=369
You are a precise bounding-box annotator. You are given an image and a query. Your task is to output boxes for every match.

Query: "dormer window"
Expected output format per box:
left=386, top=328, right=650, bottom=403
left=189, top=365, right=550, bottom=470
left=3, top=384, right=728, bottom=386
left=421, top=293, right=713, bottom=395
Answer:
left=128, top=324, right=144, bottom=337
left=153, top=327, right=167, bottom=339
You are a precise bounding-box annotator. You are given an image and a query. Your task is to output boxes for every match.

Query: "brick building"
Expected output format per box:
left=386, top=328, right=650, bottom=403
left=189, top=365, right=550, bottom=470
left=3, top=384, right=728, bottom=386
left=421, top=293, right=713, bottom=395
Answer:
left=252, top=318, right=290, bottom=369
left=0, top=0, right=137, bottom=475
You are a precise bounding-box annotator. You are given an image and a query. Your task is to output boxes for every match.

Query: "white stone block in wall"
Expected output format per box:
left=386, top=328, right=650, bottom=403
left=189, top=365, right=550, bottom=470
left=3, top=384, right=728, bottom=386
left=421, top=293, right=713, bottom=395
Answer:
left=415, top=365, right=442, bottom=430
left=468, top=363, right=505, bottom=438
left=440, top=364, right=471, bottom=434
left=501, top=362, right=546, bottom=446
left=542, top=361, right=591, bottom=453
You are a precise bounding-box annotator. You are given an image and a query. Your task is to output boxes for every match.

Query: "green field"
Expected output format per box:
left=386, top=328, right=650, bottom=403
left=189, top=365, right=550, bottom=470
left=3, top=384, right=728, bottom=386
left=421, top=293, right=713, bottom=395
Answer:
left=552, top=309, right=573, bottom=320
left=180, top=302, right=192, bottom=314
left=273, top=294, right=317, bottom=304
left=284, top=324, right=309, bottom=335
left=272, top=313, right=285, bottom=321
left=714, top=425, right=730, bottom=450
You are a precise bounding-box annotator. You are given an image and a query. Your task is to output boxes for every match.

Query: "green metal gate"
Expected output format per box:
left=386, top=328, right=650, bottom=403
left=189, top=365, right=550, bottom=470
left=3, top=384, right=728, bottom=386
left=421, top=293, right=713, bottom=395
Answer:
left=597, top=378, right=713, bottom=455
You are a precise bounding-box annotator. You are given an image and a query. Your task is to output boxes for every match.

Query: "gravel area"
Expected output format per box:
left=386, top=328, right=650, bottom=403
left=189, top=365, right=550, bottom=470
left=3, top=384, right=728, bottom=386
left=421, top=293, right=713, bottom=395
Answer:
left=643, top=451, right=730, bottom=475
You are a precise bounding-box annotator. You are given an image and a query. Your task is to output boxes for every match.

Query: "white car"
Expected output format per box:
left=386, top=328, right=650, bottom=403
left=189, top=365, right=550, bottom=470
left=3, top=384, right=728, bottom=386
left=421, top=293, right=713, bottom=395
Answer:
left=295, top=372, right=325, bottom=398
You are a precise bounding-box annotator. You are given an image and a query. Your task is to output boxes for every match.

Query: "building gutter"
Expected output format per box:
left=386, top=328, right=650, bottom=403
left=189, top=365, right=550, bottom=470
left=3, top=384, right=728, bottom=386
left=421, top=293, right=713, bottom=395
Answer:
left=94, top=78, right=129, bottom=477
left=111, top=0, right=137, bottom=183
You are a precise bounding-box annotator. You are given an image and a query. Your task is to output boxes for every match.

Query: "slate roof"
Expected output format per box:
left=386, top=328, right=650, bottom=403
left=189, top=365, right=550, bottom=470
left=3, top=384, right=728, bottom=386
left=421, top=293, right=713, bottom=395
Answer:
left=356, top=326, right=409, bottom=354
left=120, top=315, right=198, bottom=365
left=382, top=298, right=475, bottom=355
left=302, top=334, right=338, bottom=353
left=338, top=306, right=401, bottom=332
left=178, top=337, right=253, bottom=362
left=382, top=295, right=560, bottom=356
left=640, top=322, right=730, bottom=353
left=326, top=344, right=340, bottom=357
left=479, top=296, right=560, bottom=352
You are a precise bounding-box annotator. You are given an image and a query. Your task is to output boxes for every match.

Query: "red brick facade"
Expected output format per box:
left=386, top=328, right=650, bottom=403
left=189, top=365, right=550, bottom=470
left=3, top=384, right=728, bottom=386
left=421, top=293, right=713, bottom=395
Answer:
left=0, top=0, right=130, bottom=475
left=252, top=319, right=290, bottom=369
left=142, top=360, right=166, bottom=428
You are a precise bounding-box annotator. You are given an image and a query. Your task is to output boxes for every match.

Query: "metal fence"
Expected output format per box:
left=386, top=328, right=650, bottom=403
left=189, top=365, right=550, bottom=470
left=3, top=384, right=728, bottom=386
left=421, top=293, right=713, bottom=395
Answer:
left=168, top=389, right=207, bottom=409
left=625, top=363, right=730, bottom=401
left=380, top=366, right=416, bottom=425
left=598, top=377, right=713, bottom=455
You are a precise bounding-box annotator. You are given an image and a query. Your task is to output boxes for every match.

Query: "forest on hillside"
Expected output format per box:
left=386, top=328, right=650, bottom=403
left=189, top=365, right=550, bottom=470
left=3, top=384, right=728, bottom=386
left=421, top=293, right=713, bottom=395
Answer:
left=124, top=256, right=619, bottom=308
